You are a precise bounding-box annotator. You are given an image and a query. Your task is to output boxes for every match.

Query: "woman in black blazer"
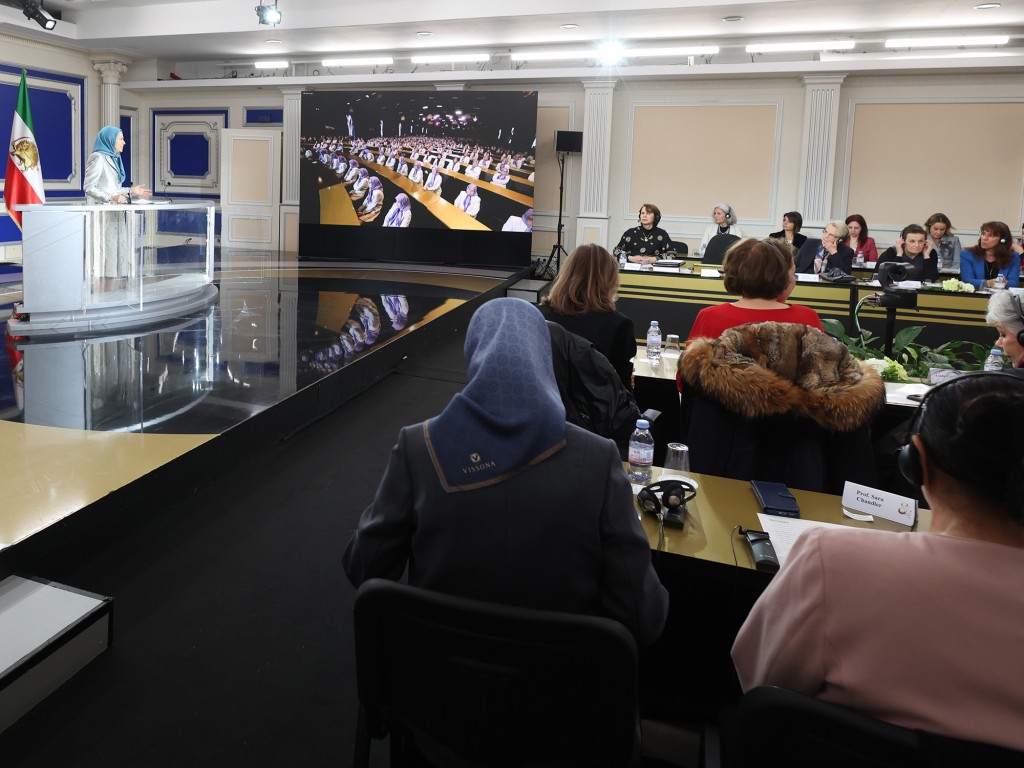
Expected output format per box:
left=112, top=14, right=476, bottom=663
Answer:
left=769, top=210, right=808, bottom=250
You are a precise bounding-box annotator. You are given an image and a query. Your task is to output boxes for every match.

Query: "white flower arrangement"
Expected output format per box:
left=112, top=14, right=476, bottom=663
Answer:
left=941, top=278, right=975, bottom=293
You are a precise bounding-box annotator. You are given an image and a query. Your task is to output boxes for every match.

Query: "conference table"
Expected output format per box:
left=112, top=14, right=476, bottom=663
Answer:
left=633, top=465, right=931, bottom=719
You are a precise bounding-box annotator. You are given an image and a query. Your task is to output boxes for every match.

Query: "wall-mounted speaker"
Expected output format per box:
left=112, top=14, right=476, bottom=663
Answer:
left=555, top=130, right=583, bottom=153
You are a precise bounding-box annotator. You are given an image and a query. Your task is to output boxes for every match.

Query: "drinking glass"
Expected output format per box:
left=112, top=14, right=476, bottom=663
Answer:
left=664, top=334, right=681, bottom=357
left=664, top=443, right=690, bottom=474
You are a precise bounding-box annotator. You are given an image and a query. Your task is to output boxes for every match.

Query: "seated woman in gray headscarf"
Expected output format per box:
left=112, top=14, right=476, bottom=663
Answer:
left=343, top=298, right=669, bottom=645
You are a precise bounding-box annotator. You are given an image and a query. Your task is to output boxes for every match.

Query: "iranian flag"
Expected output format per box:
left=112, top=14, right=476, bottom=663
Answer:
left=3, top=70, right=46, bottom=231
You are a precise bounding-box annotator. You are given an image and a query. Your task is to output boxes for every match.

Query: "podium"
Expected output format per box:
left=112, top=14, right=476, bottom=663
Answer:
left=11, top=202, right=218, bottom=335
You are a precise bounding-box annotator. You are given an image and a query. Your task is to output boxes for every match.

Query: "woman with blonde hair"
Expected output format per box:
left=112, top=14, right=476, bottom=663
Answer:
left=540, top=243, right=636, bottom=386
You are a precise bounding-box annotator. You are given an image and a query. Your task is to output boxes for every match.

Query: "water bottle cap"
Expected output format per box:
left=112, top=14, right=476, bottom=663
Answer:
left=991, top=348, right=1002, bottom=355
left=636, top=419, right=650, bottom=429
left=650, top=321, right=659, bottom=327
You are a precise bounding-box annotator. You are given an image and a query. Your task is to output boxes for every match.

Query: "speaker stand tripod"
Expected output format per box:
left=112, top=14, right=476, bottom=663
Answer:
left=536, top=151, right=569, bottom=279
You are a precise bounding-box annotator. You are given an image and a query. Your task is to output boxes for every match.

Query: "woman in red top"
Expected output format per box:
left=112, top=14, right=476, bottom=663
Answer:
left=686, top=237, right=823, bottom=343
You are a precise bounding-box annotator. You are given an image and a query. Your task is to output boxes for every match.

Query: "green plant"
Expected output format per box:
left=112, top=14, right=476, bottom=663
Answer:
left=822, top=318, right=990, bottom=380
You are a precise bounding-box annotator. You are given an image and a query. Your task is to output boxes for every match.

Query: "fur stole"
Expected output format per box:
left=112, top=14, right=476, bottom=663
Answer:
left=678, top=321, right=885, bottom=431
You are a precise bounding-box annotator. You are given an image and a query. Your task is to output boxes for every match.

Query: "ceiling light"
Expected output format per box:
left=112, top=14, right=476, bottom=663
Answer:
left=560, top=23, right=578, bottom=30
left=254, top=60, right=288, bottom=69
left=723, top=15, right=744, bottom=22
left=627, top=46, right=720, bottom=57
left=416, top=31, right=432, bottom=37
left=511, top=50, right=589, bottom=61
left=410, top=53, right=489, bottom=63
left=597, top=41, right=625, bottom=65
left=265, top=39, right=281, bottom=44
left=974, top=3, right=1001, bottom=8
left=885, top=34, right=1009, bottom=48
left=322, top=56, right=394, bottom=67
left=22, top=1, right=56, bottom=30
left=746, top=40, right=856, bottom=53
left=255, top=2, right=281, bottom=26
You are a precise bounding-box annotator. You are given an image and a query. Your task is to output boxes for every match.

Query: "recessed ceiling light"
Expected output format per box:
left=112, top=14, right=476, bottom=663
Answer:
left=885, top=34, right=1009, bottom=48
left=747, top=40, right=856, bottom=53
left=266, top=39, right=281, bottom=44
left=416, top=31, right=432, bottom=37
left=723, top=15, right=744, bottom=22
left=561, top=23, right=578, bottom=30
left=975, top=2, right=1001, bottom=8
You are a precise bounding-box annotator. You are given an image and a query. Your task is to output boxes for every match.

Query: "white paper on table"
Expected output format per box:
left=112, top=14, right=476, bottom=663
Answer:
left=756, top=514, right=846, bottom=567
left=794, top=273, right=819, bottom=282
left=884, top=381, right=930, bottom=407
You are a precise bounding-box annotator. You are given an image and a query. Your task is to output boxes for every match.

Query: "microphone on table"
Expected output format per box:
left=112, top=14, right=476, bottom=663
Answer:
left=164, top=180, right=175, bottom=204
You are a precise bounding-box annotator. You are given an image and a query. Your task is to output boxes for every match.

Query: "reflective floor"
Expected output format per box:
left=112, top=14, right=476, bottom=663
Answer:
left=0, top=251, right=512, bottom=551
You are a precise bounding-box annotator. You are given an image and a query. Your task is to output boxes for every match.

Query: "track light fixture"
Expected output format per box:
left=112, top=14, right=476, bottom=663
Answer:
left=22, top=1, right=57, bottom=30
left=255, top=1, right=281, bottom=26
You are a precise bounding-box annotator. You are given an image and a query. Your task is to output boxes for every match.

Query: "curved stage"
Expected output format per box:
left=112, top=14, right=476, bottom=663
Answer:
left=0, top=253, right=520, bottom=576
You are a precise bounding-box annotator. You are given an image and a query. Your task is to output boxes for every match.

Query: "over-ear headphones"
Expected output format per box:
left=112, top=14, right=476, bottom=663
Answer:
left=637, top=480, right=697, bottom=528
left=1014, top=293, right=1024, bottom=347
left=639, top=207, right=661, bottom=226
left=898, top=373, right=1008, bottom=488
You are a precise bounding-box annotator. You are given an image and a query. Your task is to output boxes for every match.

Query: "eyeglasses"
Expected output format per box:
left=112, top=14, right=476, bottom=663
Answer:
left=822, top=228, right=839, bottom=240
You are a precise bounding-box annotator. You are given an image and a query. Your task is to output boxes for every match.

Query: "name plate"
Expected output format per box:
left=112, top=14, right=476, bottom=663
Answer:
left=841, top=481, right=916, bottom=526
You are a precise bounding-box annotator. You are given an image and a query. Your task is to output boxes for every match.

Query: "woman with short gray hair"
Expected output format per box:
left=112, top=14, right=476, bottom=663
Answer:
left=986, top=291, right=1024, bottom=370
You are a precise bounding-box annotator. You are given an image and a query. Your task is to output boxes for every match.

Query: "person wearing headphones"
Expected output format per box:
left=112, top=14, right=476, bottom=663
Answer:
left=343, top=298, right=669, bottom=646
left=875, top=223, right=939, bottom=282
left=612, top=203, right=676, bottom=266
left=986, top=291, right=1024, bottom=370
left=698, top=203, right=744, bottom=256
left=732, top=372, right=1024, bottom=751
left=961, top=221, right=1021, bottom=289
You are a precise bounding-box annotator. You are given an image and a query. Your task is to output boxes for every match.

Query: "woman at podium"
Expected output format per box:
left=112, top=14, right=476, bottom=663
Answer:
left=84, top=126, right=151, bottom=284
left=84, top=126, right=150, bottom=205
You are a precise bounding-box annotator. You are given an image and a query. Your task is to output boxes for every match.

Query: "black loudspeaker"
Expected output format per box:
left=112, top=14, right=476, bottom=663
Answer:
left=555, top=130, right=583, bottom=153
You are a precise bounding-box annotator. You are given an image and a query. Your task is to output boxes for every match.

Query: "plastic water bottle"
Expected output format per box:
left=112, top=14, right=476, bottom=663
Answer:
left=984, top=348, right=1005, bottom=371
left=855, top=251, right=865, bottom=267
left=646, top=321, right=662, bottom=363
left=618, top=250, right=627, bottom=270
left=628, top=419, right=655, bottom=484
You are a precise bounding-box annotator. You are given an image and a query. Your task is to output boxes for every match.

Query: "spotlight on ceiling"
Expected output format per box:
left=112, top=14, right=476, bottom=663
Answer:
left=255, top=1, right=281, bottom=26
left=22, top=1, right=56, bottom=30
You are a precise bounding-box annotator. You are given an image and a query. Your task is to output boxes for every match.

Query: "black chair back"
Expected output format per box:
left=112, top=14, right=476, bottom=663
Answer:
left=352, top=578, right=641, bottom=768
left=671, top=240, right=689, bottom=256
left=700, top=233, right=740, bottom=266
left=730, top=686, right=1024, bottom=768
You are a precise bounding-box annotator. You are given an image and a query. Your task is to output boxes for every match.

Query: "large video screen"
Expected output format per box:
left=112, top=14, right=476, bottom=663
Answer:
left=299, top=90, right=537, bottom=268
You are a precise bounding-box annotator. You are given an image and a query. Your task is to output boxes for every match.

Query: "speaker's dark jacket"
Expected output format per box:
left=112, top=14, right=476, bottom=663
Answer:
left=342, top=422, right=669, bottom=645
left=795, top=239, right=855, bottom=275
left=678, top=322, right=884, bottom=493
left=768, top=230, right=808, bottom=250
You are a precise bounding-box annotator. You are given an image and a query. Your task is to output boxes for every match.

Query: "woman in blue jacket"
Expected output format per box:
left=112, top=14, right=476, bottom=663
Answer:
left=960, top=221, right=1021, bottom=289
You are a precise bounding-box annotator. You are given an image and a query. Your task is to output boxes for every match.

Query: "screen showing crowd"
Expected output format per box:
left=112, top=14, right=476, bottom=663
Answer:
left=300, top=90, right=537, bottom=235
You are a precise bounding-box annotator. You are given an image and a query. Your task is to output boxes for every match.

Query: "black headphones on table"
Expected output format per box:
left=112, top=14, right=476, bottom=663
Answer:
left=637, top=480, right=697, bottom=528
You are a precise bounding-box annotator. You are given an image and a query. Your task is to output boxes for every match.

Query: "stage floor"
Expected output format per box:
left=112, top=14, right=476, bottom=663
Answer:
left=0, top=252, right=516, bottom=560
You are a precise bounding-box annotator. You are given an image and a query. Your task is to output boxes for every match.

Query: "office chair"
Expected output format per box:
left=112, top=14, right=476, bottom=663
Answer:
left=671, top=240, right=689, bottom=256
left=352, top=578, right=642, bottom=768
left=699, top=234, right=740, bottom=266
left=718, top=686, right=1024, bottom=768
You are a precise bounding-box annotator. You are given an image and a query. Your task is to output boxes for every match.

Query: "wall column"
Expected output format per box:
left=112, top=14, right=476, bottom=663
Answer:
left=575, top=79, right=617, bottom=250
left=281, top=87, right=302, bottom=206
left=91, top=58, right=130, bottom=128
left=798, top=75, right=846, bottom=225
